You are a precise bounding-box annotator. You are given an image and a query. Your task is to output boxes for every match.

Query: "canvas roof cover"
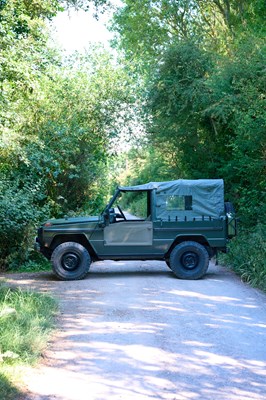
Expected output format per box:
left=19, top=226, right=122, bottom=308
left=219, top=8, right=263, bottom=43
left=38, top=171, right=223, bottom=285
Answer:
left=119, top=179, right=224, bottom=219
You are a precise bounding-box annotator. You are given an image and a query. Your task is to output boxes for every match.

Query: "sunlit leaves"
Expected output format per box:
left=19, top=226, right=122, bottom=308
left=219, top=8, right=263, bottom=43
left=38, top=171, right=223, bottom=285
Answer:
left=0, top=1, right=135, bottom=269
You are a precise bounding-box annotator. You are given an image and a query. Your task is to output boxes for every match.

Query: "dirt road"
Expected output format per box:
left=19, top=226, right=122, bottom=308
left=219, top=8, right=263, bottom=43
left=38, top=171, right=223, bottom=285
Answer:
left=2, top=261, right=266, bottom=400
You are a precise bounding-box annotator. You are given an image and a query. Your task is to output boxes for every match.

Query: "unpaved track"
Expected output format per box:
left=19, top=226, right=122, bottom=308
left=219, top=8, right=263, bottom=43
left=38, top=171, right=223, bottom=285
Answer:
left=1, top=261, right=266, bottom=400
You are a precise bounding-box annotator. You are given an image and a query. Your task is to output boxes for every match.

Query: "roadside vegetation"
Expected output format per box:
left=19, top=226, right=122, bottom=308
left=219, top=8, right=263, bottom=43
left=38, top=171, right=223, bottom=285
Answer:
left=110, top=0, right=266, bottom=291
left=0, top=283, right=58, bottom=399
left=224, top=224, right=266, bottom=292
left=0, top=1, right=265, bottom=395
left=0, top=0, right=265, bottom=291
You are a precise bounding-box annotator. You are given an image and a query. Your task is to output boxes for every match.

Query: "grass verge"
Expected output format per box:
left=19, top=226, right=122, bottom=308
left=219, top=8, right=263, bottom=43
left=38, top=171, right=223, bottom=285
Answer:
left=7, top=251, right=51, bottom=274
left=223, top=223, right=266, bottom=292
left=0, top=283, right=58, bottom=399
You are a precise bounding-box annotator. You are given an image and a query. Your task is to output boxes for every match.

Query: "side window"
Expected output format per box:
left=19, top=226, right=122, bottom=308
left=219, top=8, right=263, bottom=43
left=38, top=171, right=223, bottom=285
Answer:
left=117, top=191, right=149, bottom=219
left=166, top=195, right=192, bottom=211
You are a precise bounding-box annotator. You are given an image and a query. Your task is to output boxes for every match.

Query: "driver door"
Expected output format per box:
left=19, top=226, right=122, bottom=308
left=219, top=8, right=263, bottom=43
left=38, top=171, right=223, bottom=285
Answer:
left=104, top=221, right=153, bottom=247
left=91, top=189, right=154, bottom=256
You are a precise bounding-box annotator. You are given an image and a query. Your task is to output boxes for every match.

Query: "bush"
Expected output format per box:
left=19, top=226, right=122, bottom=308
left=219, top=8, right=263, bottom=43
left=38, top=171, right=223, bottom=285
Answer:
left=224, top=224, right=266, bottom=291
left=0, top=180, right=48, bottom=271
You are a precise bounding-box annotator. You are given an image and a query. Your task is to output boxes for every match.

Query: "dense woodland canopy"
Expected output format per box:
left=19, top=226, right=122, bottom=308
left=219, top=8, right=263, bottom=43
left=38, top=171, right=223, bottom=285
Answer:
left=0, top=0, right=265, bottom=288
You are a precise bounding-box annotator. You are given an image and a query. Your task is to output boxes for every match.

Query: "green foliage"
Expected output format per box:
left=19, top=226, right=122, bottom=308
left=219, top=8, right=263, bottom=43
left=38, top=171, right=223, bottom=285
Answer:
left=119, top=190, right=148, bottom=218
left=0, top=284, right=57, bottom=363
left=119, top=145, right=179, bottom=187
left=224, top=224, right=266, bottom=291
left=0, top=372, right=21, bottom=400
left=21, top=49, right=129, bottom=214
left=0, top=0, right=265, bottom=291
left=0, top=283, right=57, bottom=398
left=206, top=39, right=266, bottom=225
left=0, top=180, right=49, bottom=270
left=11, top=252, right=51, bottom=273
left=147, top=41, right=219, bottom=178
left=0, top=1, right=134, bottom=270
left=111, top=0, right=266, bottom=290
left=143, top=37, right=266, bottom=226
left=112, top=0, right=266, bottom=66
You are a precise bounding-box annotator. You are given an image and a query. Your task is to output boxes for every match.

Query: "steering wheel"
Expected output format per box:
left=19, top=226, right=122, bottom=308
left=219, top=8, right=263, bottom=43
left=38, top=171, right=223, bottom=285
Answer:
left=117, top=205, right=126, bottom=220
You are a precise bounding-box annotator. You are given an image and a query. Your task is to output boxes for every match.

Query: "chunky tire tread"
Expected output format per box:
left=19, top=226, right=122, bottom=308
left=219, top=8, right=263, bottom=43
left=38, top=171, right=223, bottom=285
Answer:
left=169, top=241, right=209, bottom=280
left=51, top=242, right=91, bottom=281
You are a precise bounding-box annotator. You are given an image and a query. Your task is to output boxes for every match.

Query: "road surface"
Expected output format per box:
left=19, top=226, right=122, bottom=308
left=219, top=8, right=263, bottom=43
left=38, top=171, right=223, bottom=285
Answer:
left=2, top=261, right=266, bottom=400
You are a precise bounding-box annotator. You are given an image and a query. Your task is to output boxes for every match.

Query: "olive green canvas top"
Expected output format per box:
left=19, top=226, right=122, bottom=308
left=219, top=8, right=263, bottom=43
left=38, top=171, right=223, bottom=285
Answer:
left=119, top=179, right=224, bottom=219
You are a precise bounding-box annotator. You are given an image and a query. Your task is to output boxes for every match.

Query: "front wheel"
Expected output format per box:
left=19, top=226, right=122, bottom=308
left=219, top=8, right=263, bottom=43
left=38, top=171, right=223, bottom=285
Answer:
left=169, top=241, right=209, bottom=280
left=165, top=259, right=172, bottom=270
left=51, top=242, right=91, bottom=280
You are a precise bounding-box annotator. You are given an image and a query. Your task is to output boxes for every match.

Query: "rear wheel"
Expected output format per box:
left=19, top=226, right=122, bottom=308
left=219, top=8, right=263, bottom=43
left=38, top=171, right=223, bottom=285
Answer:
left=51, top=242, right=91, bottom=280
left=169, top=241, right=209, bottom=279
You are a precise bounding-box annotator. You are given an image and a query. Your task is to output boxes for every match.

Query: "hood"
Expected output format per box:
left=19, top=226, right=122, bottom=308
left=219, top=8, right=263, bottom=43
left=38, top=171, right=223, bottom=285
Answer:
left=43, top=215, right=99, bottom=227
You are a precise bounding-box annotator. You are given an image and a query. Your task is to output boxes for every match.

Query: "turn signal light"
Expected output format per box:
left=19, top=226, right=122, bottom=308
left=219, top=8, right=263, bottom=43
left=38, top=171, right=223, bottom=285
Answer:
left=44, top=222, right=52, bottom=227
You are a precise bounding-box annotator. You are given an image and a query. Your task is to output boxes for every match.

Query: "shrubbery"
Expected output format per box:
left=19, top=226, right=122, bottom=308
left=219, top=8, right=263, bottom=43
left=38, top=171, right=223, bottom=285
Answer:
left=111, top=0, right=266, bottom=291
left=0, top=0, right=134, bottom=271
left=0, top=0, right=265, bottom=292
left=224, top=224, right=266, bottom=291
left=0, top=180, right=49, bottom=270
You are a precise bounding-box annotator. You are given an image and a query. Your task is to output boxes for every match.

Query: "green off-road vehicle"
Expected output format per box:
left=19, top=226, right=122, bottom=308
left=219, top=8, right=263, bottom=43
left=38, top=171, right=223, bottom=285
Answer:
left=35, top=179, right=237, bottom=280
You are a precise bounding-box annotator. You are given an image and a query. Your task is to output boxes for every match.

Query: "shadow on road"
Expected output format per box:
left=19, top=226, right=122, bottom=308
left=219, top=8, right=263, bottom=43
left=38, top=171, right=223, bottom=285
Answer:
left=1, top=261, right=266, bottom=400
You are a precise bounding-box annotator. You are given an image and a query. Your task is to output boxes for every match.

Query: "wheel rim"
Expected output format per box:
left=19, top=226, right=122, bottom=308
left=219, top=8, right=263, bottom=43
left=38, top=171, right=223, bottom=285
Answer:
left=61, top=252, right=80, bottom=271
left=181, top=252, right=198, bottom=270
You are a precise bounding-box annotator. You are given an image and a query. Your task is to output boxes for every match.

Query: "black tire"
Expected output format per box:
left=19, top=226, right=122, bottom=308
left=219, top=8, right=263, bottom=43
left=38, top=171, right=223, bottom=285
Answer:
left=51, top=242, right=91, bottom=281
left=169, top=241, right=209, bottom=280
left=165, top=260, right=172, bottom=270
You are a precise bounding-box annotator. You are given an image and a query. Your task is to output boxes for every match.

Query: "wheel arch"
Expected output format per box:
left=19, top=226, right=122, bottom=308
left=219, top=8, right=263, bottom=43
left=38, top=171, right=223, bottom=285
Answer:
left=49, top=234, right=98, bottom=260
left=166, top=235, right=213, bottom=259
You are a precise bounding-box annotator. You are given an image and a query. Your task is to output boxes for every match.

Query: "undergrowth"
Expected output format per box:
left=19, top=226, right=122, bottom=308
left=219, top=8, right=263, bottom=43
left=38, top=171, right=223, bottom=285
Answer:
left=224, top=223, right=266, bottom=292
left=0, top=283, right=58, bottom=399
left=7, top=252, right=51, bottom=274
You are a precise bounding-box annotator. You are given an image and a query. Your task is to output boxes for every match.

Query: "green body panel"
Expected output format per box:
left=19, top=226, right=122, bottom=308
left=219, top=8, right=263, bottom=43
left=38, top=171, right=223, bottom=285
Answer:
left=38, top=214, right=228, bottom=260
left=41, top=217, right=99, bottom=248
left=36, top=179, right=236, bottom=262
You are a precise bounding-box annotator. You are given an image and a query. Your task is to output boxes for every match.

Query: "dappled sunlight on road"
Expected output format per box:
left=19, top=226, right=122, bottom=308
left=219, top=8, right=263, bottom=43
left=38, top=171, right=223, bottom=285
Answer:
left=1, top=261, right=266, bottom=400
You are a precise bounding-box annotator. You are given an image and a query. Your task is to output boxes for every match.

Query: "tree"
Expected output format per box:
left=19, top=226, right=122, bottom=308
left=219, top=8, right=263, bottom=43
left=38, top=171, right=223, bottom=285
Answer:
left=110, top=0, right=265, bottom=223
left=0, top=0, right=61, bottom=177
left=146, top=41, right=224, bottom=178
left=111, top=0, right=266, bottom=66
left=21, top=49, right=133, bottom=214
left=0, top=1, right=135, bottom=269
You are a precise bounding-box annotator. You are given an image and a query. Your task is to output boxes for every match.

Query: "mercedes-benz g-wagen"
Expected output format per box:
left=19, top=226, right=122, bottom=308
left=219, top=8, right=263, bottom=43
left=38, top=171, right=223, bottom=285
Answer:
left=35, top=179, right=237, bottom=280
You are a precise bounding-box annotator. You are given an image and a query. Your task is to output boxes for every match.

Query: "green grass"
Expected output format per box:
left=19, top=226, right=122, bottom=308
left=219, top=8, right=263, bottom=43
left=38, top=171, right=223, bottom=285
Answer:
left=223, top=223, right=266, bottom=292
left=0, top=371, right=21, bottom=400
left=15, top=259, right=51, bottom=273
left=7, top=251, right=51, bottom=274
left=0, top=283, right=58, bottom=399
